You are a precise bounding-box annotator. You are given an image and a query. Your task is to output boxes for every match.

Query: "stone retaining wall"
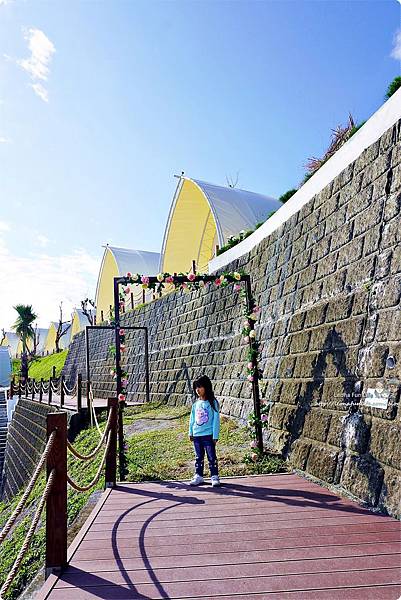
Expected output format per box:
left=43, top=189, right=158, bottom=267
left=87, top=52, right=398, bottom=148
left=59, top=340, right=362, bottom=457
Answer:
left=64, top=118, right=401, bottom=517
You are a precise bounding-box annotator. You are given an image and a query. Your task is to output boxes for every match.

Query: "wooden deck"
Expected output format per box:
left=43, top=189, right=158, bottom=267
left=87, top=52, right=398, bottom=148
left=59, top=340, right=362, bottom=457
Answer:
left=39, top=474, right=401, bottom=599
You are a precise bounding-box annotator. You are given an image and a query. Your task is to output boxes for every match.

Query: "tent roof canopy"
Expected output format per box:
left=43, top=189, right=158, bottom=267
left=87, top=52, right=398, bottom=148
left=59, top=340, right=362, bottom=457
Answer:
left=104, top=246, right=160, bottom=277
left=190, top=178, right=280, bottom=246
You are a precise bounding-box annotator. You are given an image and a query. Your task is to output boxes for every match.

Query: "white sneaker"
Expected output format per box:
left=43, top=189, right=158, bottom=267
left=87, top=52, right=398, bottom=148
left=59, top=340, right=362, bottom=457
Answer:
left=189, top=474, right=204, bottom=486
left=211, top=476, right=220, bottom=487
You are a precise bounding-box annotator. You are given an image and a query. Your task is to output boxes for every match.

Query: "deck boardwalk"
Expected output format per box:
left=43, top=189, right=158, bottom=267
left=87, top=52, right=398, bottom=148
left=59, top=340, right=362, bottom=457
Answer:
left=39, top=474, right=401, bottom=599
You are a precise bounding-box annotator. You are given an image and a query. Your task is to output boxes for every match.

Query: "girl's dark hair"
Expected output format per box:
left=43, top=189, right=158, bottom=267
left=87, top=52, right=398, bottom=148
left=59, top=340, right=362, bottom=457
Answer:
left=193, top=375, right=217, bottom=411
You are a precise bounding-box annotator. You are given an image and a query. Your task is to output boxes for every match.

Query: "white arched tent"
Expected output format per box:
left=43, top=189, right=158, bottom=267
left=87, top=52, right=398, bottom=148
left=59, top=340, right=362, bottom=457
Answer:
left=71, top=308, right=94, bottom=339
left=160, top=177, right=280, bottom=273
left=95, top=246, right=160, bottom=322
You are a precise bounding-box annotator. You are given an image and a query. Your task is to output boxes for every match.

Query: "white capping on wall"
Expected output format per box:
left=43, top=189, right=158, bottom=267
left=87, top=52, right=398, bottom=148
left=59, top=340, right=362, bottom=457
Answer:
left=209, top=88, right=401, bottom=274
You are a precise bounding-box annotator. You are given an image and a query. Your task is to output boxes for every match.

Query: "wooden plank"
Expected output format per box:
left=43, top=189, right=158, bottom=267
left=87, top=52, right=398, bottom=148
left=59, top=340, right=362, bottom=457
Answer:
left=82, top=514, right=397, bottom=540
left=190, top=586, right=401, bottom=600
left=43, top=568, right=401, bottom=599
left=55, top=555, right=401, bottom=587
left=69, top=542, right=401, bottom=572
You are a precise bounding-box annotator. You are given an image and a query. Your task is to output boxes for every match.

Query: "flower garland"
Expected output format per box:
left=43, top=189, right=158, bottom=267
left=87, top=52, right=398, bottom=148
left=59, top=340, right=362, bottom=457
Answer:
left=113, top=271, right=263, bottom=417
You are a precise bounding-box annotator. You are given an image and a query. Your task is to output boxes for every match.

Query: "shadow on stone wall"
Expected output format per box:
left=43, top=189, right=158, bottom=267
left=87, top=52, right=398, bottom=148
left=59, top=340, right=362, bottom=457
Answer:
left=283, top=329, right=358, bottom=459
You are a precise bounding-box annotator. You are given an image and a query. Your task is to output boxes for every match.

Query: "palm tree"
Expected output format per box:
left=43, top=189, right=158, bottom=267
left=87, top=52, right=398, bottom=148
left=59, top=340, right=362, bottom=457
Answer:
left=13, top=305, right=37, bottom=381
left=13, top=304, right=37, bottom=354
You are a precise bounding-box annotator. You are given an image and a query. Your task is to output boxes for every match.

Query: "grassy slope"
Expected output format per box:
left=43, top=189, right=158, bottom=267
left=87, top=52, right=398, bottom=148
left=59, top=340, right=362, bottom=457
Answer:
left=12, top=351, right=68, bottom=381
left=124, top=402, right=286, bottom=480
left=29, top=350, right=68, bottom=379
left=0, top=402, right=286, bottom=599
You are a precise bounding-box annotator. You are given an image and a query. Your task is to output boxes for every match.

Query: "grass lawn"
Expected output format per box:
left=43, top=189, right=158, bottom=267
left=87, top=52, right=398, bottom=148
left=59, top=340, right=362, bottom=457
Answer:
left=124, top=401, right=287, bottom=481
left=12, top=351, right=68, bottom=381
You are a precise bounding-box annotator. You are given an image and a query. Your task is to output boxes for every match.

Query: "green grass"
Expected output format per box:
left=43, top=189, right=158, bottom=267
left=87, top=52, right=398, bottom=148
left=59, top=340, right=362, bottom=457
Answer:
left=124, top=402, right=286, bottom=481
left=12, top=351, right=68, bottom=381
left=28, top=350, right=68, bottom=380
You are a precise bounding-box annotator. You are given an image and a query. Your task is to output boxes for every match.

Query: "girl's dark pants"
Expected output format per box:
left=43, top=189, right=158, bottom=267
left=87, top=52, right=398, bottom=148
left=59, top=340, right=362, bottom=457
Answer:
left=193, top=435, right=218, bottom=477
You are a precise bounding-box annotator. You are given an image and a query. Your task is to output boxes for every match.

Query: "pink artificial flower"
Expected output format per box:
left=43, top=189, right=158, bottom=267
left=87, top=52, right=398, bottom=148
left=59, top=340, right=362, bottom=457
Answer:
left=250, top=440, right=258, bottom=448
left=244, top=336, right=250, bottom=343
left=182, top=282, right=188, bottom=289
left=253, top=305, right=261, bottom=313
left=261, top=414, right=268, bottom=422
left=166, top=276, right=174, bottom=284
left=118, top=393, right=126, bottom=402
left=247, top=374, right=254, bottom=382
left=141, top=276, right=150, bottom=285
left=119, top=329, right=125, bottom=336
left=126, top=272, right=132, bottom=278
left=120, top=344, right=126, bottom=352
left=188, top=273, right=196, bottom=281
left=247, top=361, right=254, bottom=370
left=124, top=286, right=131, bottom=295
left=215, top=277, right=222, bottom=286
left=251, top=452, right=258, bottom=462
left=234, top=284, right=242, bottom=292
left=121, top=378, right=128, bottom=387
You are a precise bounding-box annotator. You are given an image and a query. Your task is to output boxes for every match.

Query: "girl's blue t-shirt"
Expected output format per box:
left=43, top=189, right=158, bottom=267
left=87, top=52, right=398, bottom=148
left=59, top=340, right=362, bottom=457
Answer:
left=189, top=399, right=220, bottom=439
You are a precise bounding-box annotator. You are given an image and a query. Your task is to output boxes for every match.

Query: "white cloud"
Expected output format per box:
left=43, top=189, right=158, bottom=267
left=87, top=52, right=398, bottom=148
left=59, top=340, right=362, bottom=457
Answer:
left=0, top=136, right=11, bottom=143
left=0, top=220, right=11, bottom=233
left=15, top=27, right=55, bottom=102
left=36, top=233, right=50, bottom=248
left=0, top=234, right=99, bottom=329
left=0, top=0, right=14, bottom=5
left=31, top=82, right=48, bottom=102
left=391, top=29, right=401, bottom=60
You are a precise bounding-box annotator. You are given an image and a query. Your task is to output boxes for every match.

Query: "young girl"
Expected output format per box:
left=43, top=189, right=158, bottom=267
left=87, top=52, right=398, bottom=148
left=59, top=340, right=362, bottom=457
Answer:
left=188, top=375, right=220, bottom=487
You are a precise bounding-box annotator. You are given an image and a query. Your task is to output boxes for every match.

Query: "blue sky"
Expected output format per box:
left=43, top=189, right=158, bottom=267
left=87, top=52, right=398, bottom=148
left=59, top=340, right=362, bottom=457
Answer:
left=0, top=0, right=400, bottom=328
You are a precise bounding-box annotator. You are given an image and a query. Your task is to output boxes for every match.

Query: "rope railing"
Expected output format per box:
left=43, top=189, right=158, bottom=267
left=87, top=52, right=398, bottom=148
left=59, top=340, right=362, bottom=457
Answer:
left=0, top=430, right=56, bottom=545
left=67, top=409, right=112, bottom=461
left=67, top=432, right=112, bottom=492
left=0, top=397, right=118, bottom=591
left=0, top=470, right=56, bottom=599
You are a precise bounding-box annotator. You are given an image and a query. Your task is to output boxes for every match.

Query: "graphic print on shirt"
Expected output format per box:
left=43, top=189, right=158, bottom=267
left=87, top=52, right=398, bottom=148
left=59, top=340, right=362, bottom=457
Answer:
left=195, top=405, right=209, bottom=426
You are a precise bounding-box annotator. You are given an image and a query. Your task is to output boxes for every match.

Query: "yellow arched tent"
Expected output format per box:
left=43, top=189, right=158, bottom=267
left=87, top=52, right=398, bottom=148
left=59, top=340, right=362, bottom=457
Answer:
left=70, top=308, right=94, bottom=339
left=95, top=246, right=160, bottom=322
left=160, top=177, right=280, bottom=274
left=43, top=322, right=71, bottom=354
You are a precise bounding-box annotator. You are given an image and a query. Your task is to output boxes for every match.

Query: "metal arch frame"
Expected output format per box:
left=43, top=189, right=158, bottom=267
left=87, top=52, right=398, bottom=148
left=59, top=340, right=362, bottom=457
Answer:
left=113, top=273, right=263, bottom=478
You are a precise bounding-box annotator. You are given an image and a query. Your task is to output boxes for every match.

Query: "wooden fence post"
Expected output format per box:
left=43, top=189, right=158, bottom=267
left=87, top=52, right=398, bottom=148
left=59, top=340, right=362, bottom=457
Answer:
left=60, top=375, right=65, bottom=407
left=46, top=412, right=67, bottom=577
left=77, top=373, right=82, bottom=412
left=105, top=397, right=118, bottom=488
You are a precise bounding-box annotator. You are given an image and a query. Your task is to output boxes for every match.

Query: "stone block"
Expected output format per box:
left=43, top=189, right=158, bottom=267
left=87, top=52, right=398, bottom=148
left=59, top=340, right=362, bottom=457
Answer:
left=383, top=191, right=401, bottom=222
left=330, top=222, right=354, bottom=252
left=290, top=330, right=311, bottom=354
left=298, top=264, right=317, bottom=288
left=326, top=295, right=353, bottom=322
left=268, top=403, right=287, bottom=429
left=306, top=444, right=338, bottom=483
left=321, top=269, right=347, bottom=298
left=293, top=353, right=318, bottom=378
left=346, top=255, right=375, bottom=288
left=346, top=184, right=374, bottom=220
left=340, top=454, right=384, bottom=506
left=325, top=206, right=347, bottom=235
left=301, top=280, right=323, bottom=306
left=382, top=215, right=401, bottom=250
left=369, top=420, right=401, bottom=469
left=337, top=236, right=364, bottom=269
left=352, top=290, right=369, bottom=315
left=378, top=466, right=401, bottom=519
left=362, top=150, right=392, bottom=188
left=363, top=224, right=381, bottom=257
left=290, top=439, right=311, bottom=470
left=316, top=252, right=338, bottom=280
left=279, top=381, right=301, bottom=405
left=353, top=200, right=383, bottom=237
left=370, top=277, right=401, bottom=310
left=289, top=311, right=306, bottom=333
left=309, top=325, right=335, bottom=352
left=391, top=245, right=401, bottom=275
left=302, top=409, right=331, bottom=442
